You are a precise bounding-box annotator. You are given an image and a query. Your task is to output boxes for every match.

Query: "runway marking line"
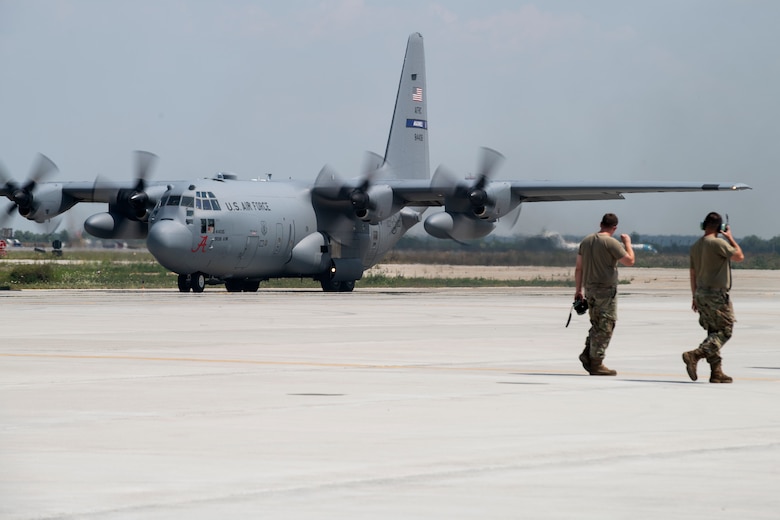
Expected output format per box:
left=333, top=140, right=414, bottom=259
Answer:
left=2, top=352, right=778, bottom=381
left=0, top=352, right=525, bottom=373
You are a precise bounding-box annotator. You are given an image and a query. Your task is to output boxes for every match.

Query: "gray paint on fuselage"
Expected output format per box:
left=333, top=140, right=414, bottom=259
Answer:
left=149, top=178, right=318, bottom=278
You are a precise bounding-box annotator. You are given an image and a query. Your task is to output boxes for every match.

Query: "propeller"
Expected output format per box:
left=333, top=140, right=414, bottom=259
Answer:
left=92, top=150, right=158, bottom=220
left=126, top=150, right=158, bottom=218
left=431, top=147, right=506, bottom=217
left=465, top=147, right=505, bottom=215
left=312, top=152, right=384, bottom=244
left=0, top=154, right=58, bottom=221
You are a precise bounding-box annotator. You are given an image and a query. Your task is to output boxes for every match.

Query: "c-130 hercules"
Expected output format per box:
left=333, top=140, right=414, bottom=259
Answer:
left=1, top=33, right=749, bottom=293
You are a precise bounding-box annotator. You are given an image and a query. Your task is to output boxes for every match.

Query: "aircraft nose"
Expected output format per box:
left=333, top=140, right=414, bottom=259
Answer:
left=147, top=219, right=193, bottom=272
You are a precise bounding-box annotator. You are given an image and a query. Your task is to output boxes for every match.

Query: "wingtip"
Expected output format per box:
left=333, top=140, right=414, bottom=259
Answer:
left=705, top=183, right=752, bottom=191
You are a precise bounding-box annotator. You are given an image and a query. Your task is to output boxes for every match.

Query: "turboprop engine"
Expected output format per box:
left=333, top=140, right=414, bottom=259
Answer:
left=84, top=151, right=163, bottom=239
left=353, top=184, right=394, bottom=224
left=424, top=147, right=520, bottom=242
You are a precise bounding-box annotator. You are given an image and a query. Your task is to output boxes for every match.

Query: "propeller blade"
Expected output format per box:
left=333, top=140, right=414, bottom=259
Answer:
left=470, top=147, right=506, bottom=210
left=476, top=147, right=505, bottom=181
left=313, top=165, right=345, bottom=200
left=327, top=215, right=358, bottom=245
left=360, top=151, right=384, bottom=180
left=430, top=165, right=459, bottom=197
left=498, top=205, right=522, bottom=232
left=26, top=154, right=58, bottom=188
left=130, top=151, right=157, bottom=217
left=134, top=150, right=158, bottom=184
left=0, top=205, right=15, bottom=229
left=43, top=215, right=63, bottom=236
left=0, top=160, right=12, bottom=187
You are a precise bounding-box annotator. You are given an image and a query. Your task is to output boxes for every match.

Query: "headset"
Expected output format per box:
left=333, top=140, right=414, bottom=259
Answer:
left=700, top=213, right=729, bottom=233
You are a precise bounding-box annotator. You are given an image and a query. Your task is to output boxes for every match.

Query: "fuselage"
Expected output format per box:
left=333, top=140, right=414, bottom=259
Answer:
left=147, top=176, right=318, bottom=279
left=145, top=175, right=415, bottom=283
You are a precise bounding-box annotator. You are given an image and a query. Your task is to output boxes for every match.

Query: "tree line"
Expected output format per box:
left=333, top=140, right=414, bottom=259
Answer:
left=7, top=229, right=780, bottom=269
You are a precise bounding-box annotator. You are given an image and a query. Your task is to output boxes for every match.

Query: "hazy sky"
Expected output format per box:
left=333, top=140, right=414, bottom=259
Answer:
left=1, top=1, right=777, bottom=238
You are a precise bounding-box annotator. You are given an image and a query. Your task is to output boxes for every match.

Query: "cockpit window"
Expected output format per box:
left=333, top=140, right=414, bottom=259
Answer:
left=166, top=195, right=181, bottom=206
left=181, top=196, right=194, bottom=208
left=194, top=191, right=221, bottom=211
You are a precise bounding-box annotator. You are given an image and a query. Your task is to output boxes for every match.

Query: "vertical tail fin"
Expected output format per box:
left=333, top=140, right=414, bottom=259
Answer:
left=383, top=32, right=430, bottom=181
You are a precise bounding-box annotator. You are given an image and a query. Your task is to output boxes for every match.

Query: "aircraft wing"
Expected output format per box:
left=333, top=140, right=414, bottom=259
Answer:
left=55, top=181, right=120, bottom=203
left=504, top=180, right=751, bottom=203
left=383, top=178, right=750, bottom=242
left=388, top=179, right=751, bottom=206
left=60, top=181, right=170, bottom=204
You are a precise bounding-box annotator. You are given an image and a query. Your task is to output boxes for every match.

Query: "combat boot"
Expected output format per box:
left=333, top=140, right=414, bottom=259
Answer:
left=588, top=362, right=617, bottom=376
left=681, top=348, right=706, bottom=381
left=579, top=345, right=591, bottom=373
left=709, top=361, right=733, bottom=384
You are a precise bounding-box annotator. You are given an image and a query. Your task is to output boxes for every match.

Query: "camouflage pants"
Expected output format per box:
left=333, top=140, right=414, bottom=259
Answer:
left=695, top=288, right=735, bottom=362
left=585, top=286, right=618, bottom=361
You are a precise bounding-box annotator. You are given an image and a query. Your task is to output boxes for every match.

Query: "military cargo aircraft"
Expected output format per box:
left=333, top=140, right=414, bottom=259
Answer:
left=0, top=33, right=749, bottom=293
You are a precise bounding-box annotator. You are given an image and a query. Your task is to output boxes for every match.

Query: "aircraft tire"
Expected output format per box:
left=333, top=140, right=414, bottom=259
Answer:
left=243, top=280, right=260, bottom=292
left=339, top=280, right=355, bottom=292
left=177, top=274, right=191, bottom=292
left=320, top=278, right=340, bottom=292
left=225, top=279, right=243, bottom=292
left=192, top=272, right=206, bottom=293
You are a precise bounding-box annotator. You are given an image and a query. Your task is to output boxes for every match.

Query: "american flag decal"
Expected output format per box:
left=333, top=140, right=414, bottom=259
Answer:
left=412, top=87, right=423, bottom=102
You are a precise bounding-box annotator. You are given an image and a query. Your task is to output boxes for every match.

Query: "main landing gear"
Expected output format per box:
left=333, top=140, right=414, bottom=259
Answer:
left=177, top=272, right=206, bottom=293
left=319, top=278, right=355, bottom=292
left=178, top=273, right=261, bottom=293
left=177, top=273, right=354, bottom=293
left=224, top=279, right=260, bottom=292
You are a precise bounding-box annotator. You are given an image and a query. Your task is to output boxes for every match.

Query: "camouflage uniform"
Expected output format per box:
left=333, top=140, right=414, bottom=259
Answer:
left=578, top=232, right=627, bottom=368
left=585, top=286, right=618, bottom=361
left=694, top=288, right=735, bottom=360
left=690, top=234, right=737, bottom=363
left=683, top=232, right=739, bottom=383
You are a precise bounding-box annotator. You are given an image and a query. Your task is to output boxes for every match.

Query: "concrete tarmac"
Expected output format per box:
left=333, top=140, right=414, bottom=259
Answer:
left=2, top=269, right=780, bottom=519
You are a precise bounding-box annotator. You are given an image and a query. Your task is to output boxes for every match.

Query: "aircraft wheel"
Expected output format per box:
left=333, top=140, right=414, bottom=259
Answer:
left=243, top=281, right=260, bottom=292
left=177, top=274, right=191, bottom=292
left=339, top=280, right=355, bottom=292
left=225, top=279, right=243, bottom=292
left=192, top=272, right=206, bottom=293
left=320, top=278, right=340, bottom=292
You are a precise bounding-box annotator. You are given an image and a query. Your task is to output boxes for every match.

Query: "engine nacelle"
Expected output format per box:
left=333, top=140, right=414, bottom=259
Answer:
left=84, top=212, right=148, bottom=239
left=354, top=184, right=394, bottom=224
left=20, top=183, right=67, bottom=223
left=472, top=182, right=512, bottom=220
left=424, top=211, right=496, bottom=241
left=286, top=232, right=331, bottom=275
